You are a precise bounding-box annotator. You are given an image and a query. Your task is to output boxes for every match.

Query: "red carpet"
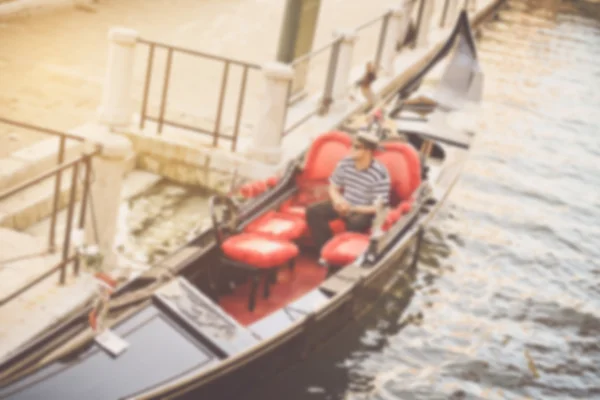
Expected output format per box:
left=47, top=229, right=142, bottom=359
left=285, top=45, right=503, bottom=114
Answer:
left=219, top=254, right=326, bottom=326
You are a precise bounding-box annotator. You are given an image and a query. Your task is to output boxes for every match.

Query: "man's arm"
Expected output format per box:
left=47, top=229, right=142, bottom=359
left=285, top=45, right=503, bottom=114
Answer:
left=351, top=172, right=391, bottom=215
left=350, top=204, right=378, bottom=215
left=329, top=161, right=348, bottom=207
left=329, top=183, right=346, bottom=206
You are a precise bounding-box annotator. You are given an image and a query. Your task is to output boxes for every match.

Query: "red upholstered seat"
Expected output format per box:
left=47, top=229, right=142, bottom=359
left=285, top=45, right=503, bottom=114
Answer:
left=244, top=211, right=307, bottom=241
left=221, top=233, right=299, bottom=269
left=321, top=232, right=370, bottom=266
left=299, top=131, right=353, bottom=182
left=375, top=141, right=422, bottom=230
left=280, top=131, right=353, bottom=236
left=280, top=133, right=422, bottom=236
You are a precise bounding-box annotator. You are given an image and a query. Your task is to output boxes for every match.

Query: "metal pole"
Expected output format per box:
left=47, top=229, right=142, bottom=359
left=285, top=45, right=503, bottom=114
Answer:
left=157, top=47, right=173, bottom=135
left=74, top=155, right=92, bottom=276
left=49, top=136, right=65, bottom=252
left=140, top=43, right=155, bottom=129
left=60, top=162, right=79, bottom=284
left=375, top=12, right=391, bottom=69
left=321, top=38, right=341, bottom=112
left=213, top=61, right=230, bottom=147
left=231, top=66, right=248, bottom=152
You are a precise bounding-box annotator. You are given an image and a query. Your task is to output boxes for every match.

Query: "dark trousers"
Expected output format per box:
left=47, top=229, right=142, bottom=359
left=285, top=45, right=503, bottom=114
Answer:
left=305, top=200, right=373, bottom=251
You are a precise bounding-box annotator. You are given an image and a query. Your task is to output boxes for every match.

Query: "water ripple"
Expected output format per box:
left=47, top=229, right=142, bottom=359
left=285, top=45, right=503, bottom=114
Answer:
left=246, top=1, right=600, bottom=399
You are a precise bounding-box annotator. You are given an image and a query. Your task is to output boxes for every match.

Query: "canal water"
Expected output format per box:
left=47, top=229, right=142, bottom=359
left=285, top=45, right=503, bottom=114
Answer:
left=244, top=0, right=600, bottom=399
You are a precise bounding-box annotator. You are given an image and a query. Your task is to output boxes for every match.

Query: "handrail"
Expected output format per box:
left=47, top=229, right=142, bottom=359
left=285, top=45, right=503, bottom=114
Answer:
left=137, top=38, right=261, bottom=69
left=0, top=117, right=85, bottom=142
left=281, top=0, right=422, bottom=137
left=0, top=118, right=101, bottom=305
left=137, top=38, right=257, bottom=151
left=355, top=10, right=390, bottom=32
left=290, top=36, right=340, bottom=67
left=0, top=152, right=97, bottom=201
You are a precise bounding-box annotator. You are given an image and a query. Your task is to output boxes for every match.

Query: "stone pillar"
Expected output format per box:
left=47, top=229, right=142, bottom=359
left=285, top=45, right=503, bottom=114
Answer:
left=416, top=0, right=435, bottom=48
left=331, top=30, right=358, bottom=102
left=246, top=62, right=294, bottom=165
left=83, top=129, right=133, bottom=272
left=380, top=8, right=405, bottom=76
left=98, top=27, right=138, bottom=129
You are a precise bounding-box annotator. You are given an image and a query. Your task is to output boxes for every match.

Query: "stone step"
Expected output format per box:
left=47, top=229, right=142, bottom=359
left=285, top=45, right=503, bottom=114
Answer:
left=0, top=137, right=84, bottom=191
left=0, top=167, right=79, bottom=230
left=25, top=170, right=163, bottom=241
left=0, top=153, right=141, bottom=232
left=0, top=265, right=97, bottom=363
left=0, top=123, right=137, bottom=193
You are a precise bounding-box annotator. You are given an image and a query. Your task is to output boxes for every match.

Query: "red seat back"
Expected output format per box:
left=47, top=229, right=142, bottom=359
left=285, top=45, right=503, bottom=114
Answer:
left=297, top=131, right=352, bottom=185
left=296, top=132, right=421, bottom=207
left=375, top=141, right=422, bottom=204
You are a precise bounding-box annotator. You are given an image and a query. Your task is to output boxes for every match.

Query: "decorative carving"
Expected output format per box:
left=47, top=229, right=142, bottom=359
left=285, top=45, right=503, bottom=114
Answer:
left=160, top=280, right=236, bottom=339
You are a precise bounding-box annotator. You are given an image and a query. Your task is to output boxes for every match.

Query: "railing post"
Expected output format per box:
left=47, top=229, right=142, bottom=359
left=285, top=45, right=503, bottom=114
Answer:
left=380, top=7, right=405, bottom=77
left=98, top=27, right=139, bottom=130
left=416, top=0, right=435, bottom=48
left=331, top=31, right=358, bottom=104
left=82, top=129, right=133, bottom=274
left=397, top=0, right=415, bottom=50
left=320, top=37, right=342, bottom=113
left=246, top=62, right=294, bottom=165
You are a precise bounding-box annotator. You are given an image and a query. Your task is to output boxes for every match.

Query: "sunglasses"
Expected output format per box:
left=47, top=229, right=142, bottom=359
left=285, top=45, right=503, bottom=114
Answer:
left=352, top=143, right=366, bottom=150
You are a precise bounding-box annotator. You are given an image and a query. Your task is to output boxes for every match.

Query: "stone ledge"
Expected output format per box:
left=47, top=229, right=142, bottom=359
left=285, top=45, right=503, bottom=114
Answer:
left=0, top=137, right=83, bottom=191
left=0, top=167, right=80, bottom=230
left=0, top=0, right=86, bottom=20
left=121, top=128, right=276, bottom=190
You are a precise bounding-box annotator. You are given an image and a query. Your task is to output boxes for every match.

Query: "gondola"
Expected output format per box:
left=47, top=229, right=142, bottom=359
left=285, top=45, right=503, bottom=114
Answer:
left=0, top=11, right=482, bottom=400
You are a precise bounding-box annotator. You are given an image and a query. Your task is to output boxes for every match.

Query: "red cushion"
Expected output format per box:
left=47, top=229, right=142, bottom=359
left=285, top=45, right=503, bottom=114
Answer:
left=240, top=180, right=268, bottom=198
left=375, top=142, right=421, bottom=204
left=298, top=131, right=352, bottom=184
left=221, top=233, right=298, bottom=268
left=329, top=219, right=346, bottom=234
left=265, top=176, right=279, bottom=187
left=376, top=151, right=411, bottom=204
left=280, top=200, right=306, bottom=218
left=244, top=211, right=307, bottom=240
left=382, top=199, right=413, bottom=231
left=321, top=232, right=370, bottom=266
left=395, top=143, right=422, bottom=194
left=279, top=201, right=346, bottom=236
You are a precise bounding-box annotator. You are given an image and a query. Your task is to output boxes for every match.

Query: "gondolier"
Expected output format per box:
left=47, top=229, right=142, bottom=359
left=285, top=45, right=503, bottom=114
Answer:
left=306, top=128, right=391, bottom=251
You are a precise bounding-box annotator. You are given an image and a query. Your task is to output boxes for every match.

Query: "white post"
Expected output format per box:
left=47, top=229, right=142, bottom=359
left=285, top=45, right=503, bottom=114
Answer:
left=83, top=129, right=133, bottom=272
left=380, top=7, right=405, bottom=76
left=98, top=27, right=138, bottom=129
left=331, top=30, right=358, bottom=102
left=416, top=0, right=435, bottom=48
left=247, top=62, right=294, bottom=165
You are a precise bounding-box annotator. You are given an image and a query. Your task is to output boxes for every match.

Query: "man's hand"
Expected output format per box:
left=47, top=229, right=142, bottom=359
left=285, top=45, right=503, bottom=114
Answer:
left=333, top=198, right=351, bottom=216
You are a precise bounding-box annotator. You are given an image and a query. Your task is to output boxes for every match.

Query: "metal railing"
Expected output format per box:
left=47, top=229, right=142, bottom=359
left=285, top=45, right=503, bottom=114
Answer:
left=354, top=10, right=392, bottom=71
left=282, top=1, right=419, bottom=137
left=137, top=39, right=261, bottom=152
left=282, top=36, right=342, bottom=136
left=0, top=118, right=100, bottom=306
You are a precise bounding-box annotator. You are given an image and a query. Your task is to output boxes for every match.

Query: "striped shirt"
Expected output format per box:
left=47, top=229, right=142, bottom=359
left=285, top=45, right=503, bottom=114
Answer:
left=330, top=156, right=391, bottom=206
